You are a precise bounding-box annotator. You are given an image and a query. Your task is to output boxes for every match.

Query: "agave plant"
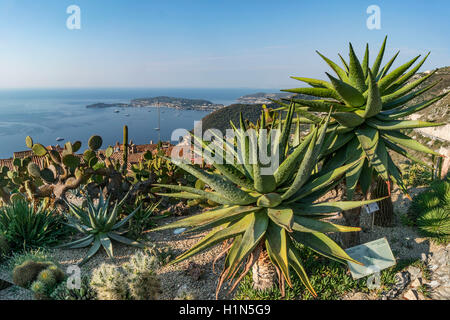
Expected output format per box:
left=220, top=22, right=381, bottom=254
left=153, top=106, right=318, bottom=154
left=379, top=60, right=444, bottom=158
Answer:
left=57, top=194, right=144, bottom=265
left=149, top=104, right=383, bottom=297
left=278, top=36, right=448, bottom=200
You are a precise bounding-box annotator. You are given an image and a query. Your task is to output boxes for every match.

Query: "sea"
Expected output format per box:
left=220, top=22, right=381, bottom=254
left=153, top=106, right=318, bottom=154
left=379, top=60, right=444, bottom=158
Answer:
left=0, top=88, right=273, bottom=158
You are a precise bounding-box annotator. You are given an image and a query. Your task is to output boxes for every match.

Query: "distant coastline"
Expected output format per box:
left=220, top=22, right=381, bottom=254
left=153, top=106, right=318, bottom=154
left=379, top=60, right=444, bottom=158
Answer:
left=86, top=96, right=224, bottom=111
left=86, top=92, right=299, bottom=111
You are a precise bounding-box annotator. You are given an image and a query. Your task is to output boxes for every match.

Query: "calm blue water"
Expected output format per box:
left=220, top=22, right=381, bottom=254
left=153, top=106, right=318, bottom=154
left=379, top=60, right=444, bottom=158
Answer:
left=0, top=88, right=268, bottom=158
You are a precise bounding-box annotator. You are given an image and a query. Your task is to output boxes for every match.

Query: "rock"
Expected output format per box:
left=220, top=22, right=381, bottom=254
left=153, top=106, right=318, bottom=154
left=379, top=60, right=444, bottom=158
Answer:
left=428, top=280, right=440, bottom=288
left=421, top=253, right=428, bottom=263
left=403, top=289, right=419, bottom=300
left=347, top=292, right=369, bottom=300
left=410, top=278, right=422, bottom=288
left=407, top=266, right=422, bottom=281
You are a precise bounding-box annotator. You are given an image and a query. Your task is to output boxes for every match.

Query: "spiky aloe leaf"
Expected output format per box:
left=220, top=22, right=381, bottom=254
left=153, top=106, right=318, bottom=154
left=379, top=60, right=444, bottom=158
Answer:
left=362, top=43, right=369, bottom=78
left=151, top=205, right=256, bottom=232
left=378, top=55, right=421, bottom=93
left=383, top=139, right=432, bottom=168
left=382, top=71, right=437, bottom=108
left=345, top=137, right=365, bottom=199
left=107, top=232, right=144, bottom=248
left=381, top=131, right=440, bottom=155
left=367, top=118, right=443, bottom=130
left=225, top=211, right=268, bottom=278
left=288, top=247, right=317, bottom=297
left=316, top=51, right=349, bottom=82
left=79, top=237, right=101, bottom=266
left=281, top=87, right=340, bottom=100
left=293, top=216, right=361, bottom=233
left=362, top=70, right=382, bottom=118
left=348, top=43, right=367, bottom=92
left=289, top=159, right=361, bottom=202
left=326, top=72, right=365, bottom=107
left=154, top=184, right=237, bottom=205
left=385, top=52, right=430, bottom=93
left=292, top=198, right=384, bottom=215
left=163, top=157, right=256, bottom=205
left=265, top=223, right=291, bottom=287
left=290, top=76, right=331, bottom=89
left=267, top=207, right=294, bottom=231
left=378, top=93, right=448, bottom=120
left=99, top=233, right=113, bottom=258
left=378, top=51, right=400, bottom=80
left=290, top=99, right=356, bottom=113
left=54, top=234, right=94, bottom=249
left=169, top=217, right=251, bottom=265
left=292, top=231, right=362, bottom=265
left=371, top=36, right=387, bottom=77
left=281, top=127, right=318, bottom=200
left=332, top=112, right=365, bottom=128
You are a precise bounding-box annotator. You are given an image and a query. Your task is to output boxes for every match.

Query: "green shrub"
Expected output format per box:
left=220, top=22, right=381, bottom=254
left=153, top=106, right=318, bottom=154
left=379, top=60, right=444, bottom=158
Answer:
left=409, top=179, right=450, bottom=244
left=0, top=200, right=66, bottom=250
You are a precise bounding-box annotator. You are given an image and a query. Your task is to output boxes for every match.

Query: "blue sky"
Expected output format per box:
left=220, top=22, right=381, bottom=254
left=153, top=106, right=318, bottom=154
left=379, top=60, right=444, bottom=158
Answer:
left=0, top=0, right=448, bottom=89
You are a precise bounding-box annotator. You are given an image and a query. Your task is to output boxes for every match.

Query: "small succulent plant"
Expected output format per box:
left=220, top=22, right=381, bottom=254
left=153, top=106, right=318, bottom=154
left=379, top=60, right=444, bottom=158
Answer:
left=56, top=193, right=145, bottom=265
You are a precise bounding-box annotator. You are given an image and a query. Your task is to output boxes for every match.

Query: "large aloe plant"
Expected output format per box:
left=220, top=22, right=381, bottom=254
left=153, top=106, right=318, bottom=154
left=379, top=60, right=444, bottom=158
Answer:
left=149, top=105, right=382, bottom=297
left=279, top=36, right=448, bottom=200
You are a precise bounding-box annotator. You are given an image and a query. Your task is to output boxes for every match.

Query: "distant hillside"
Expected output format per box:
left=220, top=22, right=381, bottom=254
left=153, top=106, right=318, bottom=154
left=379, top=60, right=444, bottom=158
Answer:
left=404, top=66, right=450, bottom=143
left=200, top=103, right=275, bottom=134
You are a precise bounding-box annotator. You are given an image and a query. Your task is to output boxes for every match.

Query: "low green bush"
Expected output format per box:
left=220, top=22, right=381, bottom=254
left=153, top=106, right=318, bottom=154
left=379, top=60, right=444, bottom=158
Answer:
left=409, top=179, right=449, bottom=244
left=0, top=200, right=67, bottom=250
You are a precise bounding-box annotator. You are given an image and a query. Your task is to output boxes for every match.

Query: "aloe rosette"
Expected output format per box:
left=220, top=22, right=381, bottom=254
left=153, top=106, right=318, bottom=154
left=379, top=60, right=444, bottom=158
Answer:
left=278, top=36, right=448, bottom=198
left=149, top=105, right=383, bottom=297
left=57, top=194, right=144, bottom=265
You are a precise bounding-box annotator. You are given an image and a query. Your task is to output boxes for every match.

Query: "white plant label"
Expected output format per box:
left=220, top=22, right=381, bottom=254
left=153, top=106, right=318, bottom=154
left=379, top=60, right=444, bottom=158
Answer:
left=364, top=202, right=380, bottom=214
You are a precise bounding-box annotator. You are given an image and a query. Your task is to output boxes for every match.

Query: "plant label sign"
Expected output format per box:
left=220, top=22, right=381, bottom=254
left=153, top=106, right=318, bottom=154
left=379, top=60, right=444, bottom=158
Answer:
left=345, top=237, right=396, bottom=280
left=364, top=202, right=379, bottom=214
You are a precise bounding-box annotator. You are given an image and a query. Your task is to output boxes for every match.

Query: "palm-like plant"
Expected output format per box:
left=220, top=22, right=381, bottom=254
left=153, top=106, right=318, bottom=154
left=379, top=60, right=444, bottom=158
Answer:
left=149, top=105, right=382, bottom=297
left=57, top=194, right=144, bottom=265
left=278, top=36, right=448, bottom=200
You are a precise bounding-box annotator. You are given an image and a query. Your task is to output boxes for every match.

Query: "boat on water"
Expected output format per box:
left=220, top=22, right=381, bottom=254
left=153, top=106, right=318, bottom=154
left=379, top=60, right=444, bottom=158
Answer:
left=124, top=114, right=130, bottom=117
left=154, top=128, right=160, bottom=131
left=114, top=109, right=120, bottom=113
left=56, top=137, right=64, bottom=142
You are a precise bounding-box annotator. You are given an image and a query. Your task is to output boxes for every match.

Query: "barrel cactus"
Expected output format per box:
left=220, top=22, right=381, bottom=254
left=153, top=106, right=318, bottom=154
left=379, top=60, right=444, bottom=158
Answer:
left=149, top=105, right=382, bottom=297
left=279, top=36, right=448, bottom=199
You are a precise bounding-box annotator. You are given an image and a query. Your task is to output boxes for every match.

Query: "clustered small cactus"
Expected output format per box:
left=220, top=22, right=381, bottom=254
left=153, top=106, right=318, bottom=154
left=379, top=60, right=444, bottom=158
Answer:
left=50, top=275, right=97, bottom=300
left=90, top=251, right=161, bottom=300
left=12, top=258, right=65, bottom=300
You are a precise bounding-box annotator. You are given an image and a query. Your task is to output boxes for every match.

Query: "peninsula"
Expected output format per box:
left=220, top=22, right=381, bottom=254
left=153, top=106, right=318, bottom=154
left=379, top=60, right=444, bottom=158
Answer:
left=86, top=96, right=224, bottom=111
